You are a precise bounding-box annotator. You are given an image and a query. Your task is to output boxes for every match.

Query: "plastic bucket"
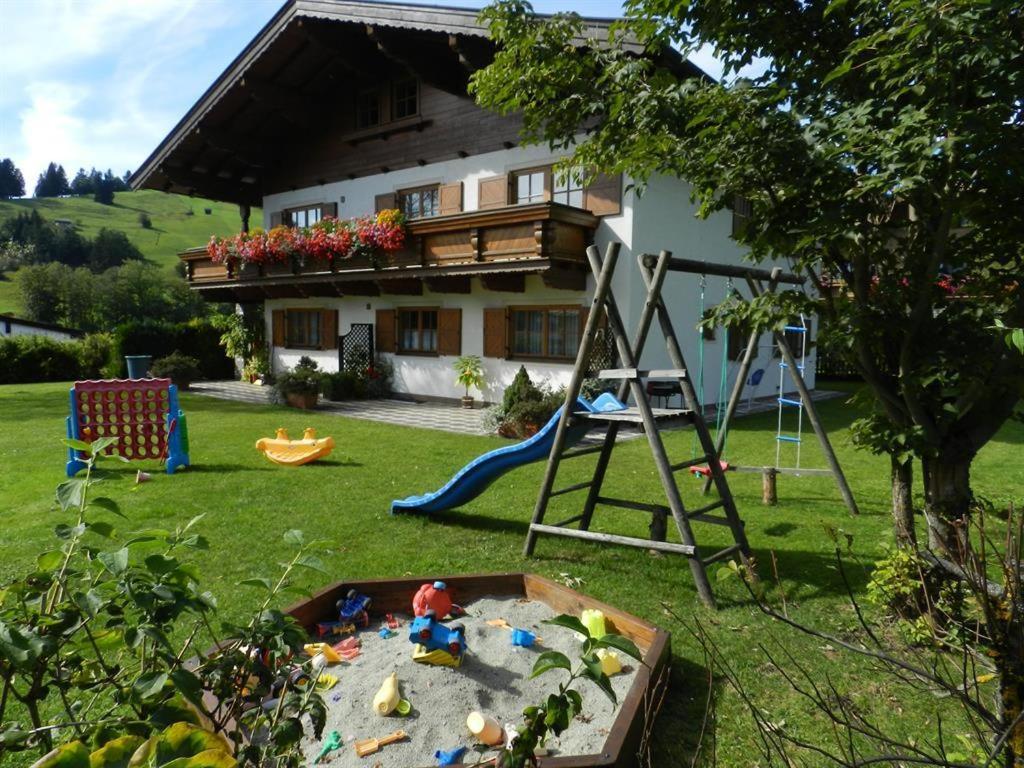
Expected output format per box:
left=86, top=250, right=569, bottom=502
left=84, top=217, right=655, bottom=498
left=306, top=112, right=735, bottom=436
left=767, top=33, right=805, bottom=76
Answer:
left=125, top=355, right=152, bottom=379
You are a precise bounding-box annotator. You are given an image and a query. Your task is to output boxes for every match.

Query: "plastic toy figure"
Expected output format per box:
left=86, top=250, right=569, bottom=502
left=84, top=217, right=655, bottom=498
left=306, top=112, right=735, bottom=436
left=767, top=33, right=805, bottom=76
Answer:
left=315, top=620, right=356, bottom=639
left=338, top=588, right=372, bottom=625
left=409, top=609, right=466, bottom=666
left=412, top=580, right=463, bottom=619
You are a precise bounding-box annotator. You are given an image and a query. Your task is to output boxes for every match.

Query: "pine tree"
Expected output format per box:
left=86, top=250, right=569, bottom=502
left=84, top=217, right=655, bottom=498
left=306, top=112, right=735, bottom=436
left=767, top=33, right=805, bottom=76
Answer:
left=70, top=168, right=93, bottom=196
left=33, top=162, right=70, bottom=198
left=0, top=158, right=26, bottom=198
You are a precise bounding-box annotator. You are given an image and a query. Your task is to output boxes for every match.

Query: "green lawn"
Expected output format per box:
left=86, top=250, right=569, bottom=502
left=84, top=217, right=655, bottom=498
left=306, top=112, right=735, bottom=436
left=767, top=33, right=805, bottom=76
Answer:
left=0, top=191, right=259, bottom=314
left=1, top=382, right=1020, bottom=765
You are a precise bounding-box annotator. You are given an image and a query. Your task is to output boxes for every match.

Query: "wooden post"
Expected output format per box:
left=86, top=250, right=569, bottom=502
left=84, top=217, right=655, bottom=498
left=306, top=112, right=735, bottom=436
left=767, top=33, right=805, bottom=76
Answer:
left=239, top=204, right=251, bottom=233
left=762, top=467, right=778, bottom=505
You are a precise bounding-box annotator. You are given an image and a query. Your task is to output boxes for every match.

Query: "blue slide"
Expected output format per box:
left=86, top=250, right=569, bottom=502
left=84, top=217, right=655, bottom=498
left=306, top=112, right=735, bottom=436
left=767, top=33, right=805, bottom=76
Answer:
left=391, top=393, right=626, bottom=515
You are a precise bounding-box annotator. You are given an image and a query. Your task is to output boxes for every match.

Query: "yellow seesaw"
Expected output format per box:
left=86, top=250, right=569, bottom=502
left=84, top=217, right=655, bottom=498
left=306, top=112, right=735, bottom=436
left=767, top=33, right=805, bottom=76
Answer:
left=255, top=427, right=334, bottom=466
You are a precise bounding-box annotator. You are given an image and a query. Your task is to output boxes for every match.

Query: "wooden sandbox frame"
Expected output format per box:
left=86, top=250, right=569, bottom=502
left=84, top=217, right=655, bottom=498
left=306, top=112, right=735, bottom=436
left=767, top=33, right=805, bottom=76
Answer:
left=285, top=572, right=672, bottom=768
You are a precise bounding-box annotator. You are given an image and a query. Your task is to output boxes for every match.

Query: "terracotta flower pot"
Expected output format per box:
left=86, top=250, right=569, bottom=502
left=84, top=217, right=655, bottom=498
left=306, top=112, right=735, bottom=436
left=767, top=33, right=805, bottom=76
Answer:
left=461, top=396, right=475, bottom=410
left=286, top=391, right=319, bottom=410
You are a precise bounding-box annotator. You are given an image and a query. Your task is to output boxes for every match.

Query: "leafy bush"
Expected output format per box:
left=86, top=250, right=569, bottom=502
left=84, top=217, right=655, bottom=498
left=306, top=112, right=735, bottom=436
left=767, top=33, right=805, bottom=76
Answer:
left=485, top=365, right=565, bottom=438
left=363, top=356, right=392, bottom=398
left=138, top=211, right=153, bottom=229
left=0, top=335, right=83, bottom=384
left=273, top=356, right=324, bottom=403
left=115, top=319, right=234, bottom=379
left=76, top=332, right=116, bottom=378
left=151, top=351, right=201, bottom=389
left=321, top=370, right=367, bottom=401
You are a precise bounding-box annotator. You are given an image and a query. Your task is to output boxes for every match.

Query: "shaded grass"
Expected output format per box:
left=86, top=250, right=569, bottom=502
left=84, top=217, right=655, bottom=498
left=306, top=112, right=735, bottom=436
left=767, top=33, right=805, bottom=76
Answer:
left=0, top=381, right=1021, bottom=765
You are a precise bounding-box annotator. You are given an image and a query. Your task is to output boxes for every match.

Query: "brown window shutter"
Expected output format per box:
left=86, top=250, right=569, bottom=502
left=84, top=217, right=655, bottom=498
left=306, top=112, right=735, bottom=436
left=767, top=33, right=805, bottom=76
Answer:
left=477, top=174, right=510, bottom=210
left=375, top=308, right=396, bottom=353
left=270, top=211, right=283, bottom=228
left=483, top=307, right=509, bottom=359
left=272, top=310, right=286, bottom=347
left=375, top=193, right=396, bottom=213
left=438, top=182, right=463, bottom=216
left=321, top=309, right=338, bottom=349
left=321, top=202, right=338, bottom=219
left=437, top=308, right=462, bottom=356
left=583, top=173, right=622, bottom=217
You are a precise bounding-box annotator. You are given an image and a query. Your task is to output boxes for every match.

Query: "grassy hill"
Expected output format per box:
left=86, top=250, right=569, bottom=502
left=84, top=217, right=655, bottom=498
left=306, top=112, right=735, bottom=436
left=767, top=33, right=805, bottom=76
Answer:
left=0, top=190, right=260, bottom=315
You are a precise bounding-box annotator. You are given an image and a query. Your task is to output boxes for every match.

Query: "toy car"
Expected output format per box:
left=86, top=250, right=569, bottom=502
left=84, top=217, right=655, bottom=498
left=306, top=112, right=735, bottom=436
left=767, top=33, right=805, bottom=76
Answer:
left=337, top=589, right=372, bottom=626
left=315, top=620, right=356, bottom=639
left=409, top=610, right=466, bottom=658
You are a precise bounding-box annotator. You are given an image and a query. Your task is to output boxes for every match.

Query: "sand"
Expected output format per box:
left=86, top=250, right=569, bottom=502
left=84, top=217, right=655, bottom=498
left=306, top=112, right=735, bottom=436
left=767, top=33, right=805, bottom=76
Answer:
left=300, top=595, right=639, bottom=767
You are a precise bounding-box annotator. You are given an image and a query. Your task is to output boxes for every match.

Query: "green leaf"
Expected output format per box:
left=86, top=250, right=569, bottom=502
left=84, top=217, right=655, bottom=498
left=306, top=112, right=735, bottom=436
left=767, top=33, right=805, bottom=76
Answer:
left=90, top=436, right=119, bottom=455
left=542, top=614, right=590, bottom=637
left=92, top=496, right=126, bottom=519
left=239, top=577, right=273, bottom=591
left=88, top=521, right=115, bottom=538
left=580, top=652, right=617, bottom=704
left=62, top=438, right=93, bottom=453
left=282, top=529, right=305, bottom=546
left=29, top=740, right=90, bottom=768
left=594, top=632, right=643, bottom=661
left=529, top=650, right=572, bottom=679
left=37, top=550, right=64, bottom=571
left=88, top=735, right=145, bottom=768
left=73, top=589, right=104, bottom=618
left=169, top=669, right=207, bottom=713
left=56, top=478, right=87, bottom=512
left=294, top=554, right=326, bottom=573
left=133, top=670, right=169, bottom=701
left=145, top=554, right=179, bottom=575
left=98, top=548, right=129, bottom=575
left=822, top=59, right=852, bottom=86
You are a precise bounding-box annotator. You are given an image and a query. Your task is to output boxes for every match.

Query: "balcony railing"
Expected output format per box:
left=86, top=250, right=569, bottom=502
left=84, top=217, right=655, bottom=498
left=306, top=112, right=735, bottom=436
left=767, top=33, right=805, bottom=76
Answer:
left=179, top=202, right=598, bottom=293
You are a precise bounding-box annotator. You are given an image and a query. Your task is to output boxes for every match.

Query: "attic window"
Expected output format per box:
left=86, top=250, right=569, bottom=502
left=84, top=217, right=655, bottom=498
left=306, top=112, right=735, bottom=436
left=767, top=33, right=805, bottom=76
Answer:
left=393, top=78, right=418, bottom=120
left=356, top=88, right=380, bottom=129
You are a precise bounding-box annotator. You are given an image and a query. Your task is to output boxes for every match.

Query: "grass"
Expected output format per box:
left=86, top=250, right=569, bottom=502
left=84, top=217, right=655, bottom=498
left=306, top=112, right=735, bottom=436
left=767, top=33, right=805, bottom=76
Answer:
left=0, top=191, right=259, bottom=314
left=0, top=381, right=1021, bottom=765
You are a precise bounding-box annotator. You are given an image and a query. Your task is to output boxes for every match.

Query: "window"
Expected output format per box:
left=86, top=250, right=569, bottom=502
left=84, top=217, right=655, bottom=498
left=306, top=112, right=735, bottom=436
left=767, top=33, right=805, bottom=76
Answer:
left=552, top=167, right=585, bottom=208
left=286, top=310, right=322, bottom=349
left=398, top=308, right=438, bottom=354
left=510, top=306, right=582, bottom=360
left=514, top=168, right=548, bottom=204
left=356, top=88, right=380, bottom=129
left=285, top=206, right=321, bottom=228
left=393, top=78, right=418, bottom=119
left=398, top=185, right=440, bottom=219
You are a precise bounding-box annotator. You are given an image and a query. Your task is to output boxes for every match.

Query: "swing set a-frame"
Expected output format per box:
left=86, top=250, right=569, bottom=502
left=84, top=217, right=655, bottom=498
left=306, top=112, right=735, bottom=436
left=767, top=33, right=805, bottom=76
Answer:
left=526, top=243, right=858, bottom=607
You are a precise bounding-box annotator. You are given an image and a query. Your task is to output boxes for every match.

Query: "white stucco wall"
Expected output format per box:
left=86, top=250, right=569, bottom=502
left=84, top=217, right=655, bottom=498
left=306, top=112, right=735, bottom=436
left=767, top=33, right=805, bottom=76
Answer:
left=1, top=318, right=77, bottom=341
left=262, top=149, right=814, bottom=405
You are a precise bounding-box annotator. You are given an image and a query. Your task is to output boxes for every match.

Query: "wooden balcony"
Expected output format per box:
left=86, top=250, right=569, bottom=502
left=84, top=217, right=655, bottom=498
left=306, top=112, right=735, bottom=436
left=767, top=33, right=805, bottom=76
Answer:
left=178, top=202, right=597, bottom=301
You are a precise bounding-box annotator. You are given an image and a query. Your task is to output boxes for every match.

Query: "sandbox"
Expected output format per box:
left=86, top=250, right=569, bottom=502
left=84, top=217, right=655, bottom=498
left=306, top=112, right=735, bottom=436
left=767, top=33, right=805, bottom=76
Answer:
left=287, top=573, right=671, bottom=768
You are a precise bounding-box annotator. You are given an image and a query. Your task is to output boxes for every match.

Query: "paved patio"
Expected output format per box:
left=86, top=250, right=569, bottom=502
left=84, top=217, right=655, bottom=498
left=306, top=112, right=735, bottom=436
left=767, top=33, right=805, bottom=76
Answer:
left=190, top=380, right=845, bottom=438
left=190, top=380, right=489, bottom=435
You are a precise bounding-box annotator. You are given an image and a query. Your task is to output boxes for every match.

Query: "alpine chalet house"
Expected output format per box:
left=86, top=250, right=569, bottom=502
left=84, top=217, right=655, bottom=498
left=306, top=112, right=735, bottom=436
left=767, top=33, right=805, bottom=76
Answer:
left=132, top=0, right=813, bottom=404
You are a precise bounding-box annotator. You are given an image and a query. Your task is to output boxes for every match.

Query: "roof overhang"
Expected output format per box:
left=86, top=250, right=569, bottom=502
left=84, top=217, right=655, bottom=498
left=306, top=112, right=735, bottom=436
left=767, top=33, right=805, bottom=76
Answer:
left=130, top=0, right=703, bottom=207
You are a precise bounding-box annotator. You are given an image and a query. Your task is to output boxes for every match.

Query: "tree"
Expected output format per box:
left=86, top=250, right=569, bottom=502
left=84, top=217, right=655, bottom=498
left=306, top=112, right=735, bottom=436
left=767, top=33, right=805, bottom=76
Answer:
left=89, top=227, right=142, bottom=271
left=471, top=0, right=1024, bottom=556
left=69, top=167, right=93, bottom=196
left=33, top=162, right=70, bottom=197
left=0, top=158, right=25, bottom=198
left=92, top=170, right=116, bottom=205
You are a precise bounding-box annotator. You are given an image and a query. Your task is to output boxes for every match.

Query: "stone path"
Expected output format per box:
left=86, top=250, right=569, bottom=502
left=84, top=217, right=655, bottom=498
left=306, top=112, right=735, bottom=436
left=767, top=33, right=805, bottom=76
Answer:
left=190, top=380, right=489, bottom=435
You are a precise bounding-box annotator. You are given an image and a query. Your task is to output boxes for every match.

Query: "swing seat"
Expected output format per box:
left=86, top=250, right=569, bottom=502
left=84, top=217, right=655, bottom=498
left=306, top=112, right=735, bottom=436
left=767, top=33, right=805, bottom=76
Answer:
left=690, top=460, right=731, bottom=479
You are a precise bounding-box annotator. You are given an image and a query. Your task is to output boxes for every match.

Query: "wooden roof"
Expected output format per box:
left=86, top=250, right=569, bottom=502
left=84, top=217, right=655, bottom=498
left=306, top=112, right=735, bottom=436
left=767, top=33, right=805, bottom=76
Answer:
left=131, top=0, right=702, bottom=206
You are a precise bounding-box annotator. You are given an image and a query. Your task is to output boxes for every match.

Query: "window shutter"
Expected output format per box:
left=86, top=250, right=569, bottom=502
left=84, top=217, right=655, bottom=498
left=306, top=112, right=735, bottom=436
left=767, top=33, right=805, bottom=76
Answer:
left=583, top=173, right=622, bottom=217
left=437, top=308, right=462, bottom=356
left=321, top=309, right=338, bottom=349
left=478, top=174, right=510, bottom=210
left=375, top=193, right=396, bottom=213
left=439, top=182, right=463, bottom=216
left=270, top=211, right=283, bottom=228
left=375, top=309, right=396, bottom=353
left=272, top=310, right=286, bottom=347
left=321, top=202, right=338, bottom=219
left=483, top=308, right=508, bottom=359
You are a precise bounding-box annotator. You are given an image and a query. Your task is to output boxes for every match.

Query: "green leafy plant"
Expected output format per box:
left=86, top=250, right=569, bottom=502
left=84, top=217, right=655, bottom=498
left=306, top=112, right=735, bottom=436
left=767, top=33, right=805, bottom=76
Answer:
left=272, top=357, right=324, bottom=404
left=498, top=614, right=643, bottom=768
left=453, top=355, right=485, bottom=399
left=31, top=721, right=235, bottom=768
left=151, top=352, right=201, bottom=390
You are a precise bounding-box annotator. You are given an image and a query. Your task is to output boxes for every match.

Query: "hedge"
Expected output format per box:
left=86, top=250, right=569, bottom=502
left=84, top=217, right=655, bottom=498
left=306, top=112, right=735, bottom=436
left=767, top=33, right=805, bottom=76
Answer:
left=113, top=319, right=234, bottom=379
left=0, top=334, right=112, bottom=384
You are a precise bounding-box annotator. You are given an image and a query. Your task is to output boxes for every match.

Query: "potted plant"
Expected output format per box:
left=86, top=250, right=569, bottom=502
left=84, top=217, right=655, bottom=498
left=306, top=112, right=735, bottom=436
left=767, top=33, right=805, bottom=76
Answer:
left=453, top=355, right=485, bottom=409
left=273, top=356, right=323, bottom=410
left=243, top=347, right=271, bottom=385
left=150, top=351, right=201, bottom=390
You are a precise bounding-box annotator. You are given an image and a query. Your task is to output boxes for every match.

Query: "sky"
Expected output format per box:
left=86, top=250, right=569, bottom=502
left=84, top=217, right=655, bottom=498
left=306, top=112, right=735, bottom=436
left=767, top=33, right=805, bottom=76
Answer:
left=0, top=0, right=730, bottom=196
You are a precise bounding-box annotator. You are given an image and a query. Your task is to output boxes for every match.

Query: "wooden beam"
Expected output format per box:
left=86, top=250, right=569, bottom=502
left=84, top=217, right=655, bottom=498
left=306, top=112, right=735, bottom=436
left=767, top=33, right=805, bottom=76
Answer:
left=376, top=278, right=423, bottom=296
left=341, top=281, right=381, bottom=297
left=366, top=25, right=467, bottom=95
left=447, top=34, right=492, bottom=73
left=541, top=264, right=587, bottom=291
left=160, top=165, right=261, bottom=205
left=193, top=127, right=268, bottom=168
left=239, top=76, right=314, bottom=124
left=302, top=21, right=378, bottom=78
left=424, top=275, right=471, bottom=294
left=480, top=273, right=526, bottom=293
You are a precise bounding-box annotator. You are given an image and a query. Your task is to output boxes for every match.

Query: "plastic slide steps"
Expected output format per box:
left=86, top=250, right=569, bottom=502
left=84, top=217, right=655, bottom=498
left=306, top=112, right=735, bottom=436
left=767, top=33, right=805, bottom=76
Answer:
left=390, top=394, right=626, bottom=515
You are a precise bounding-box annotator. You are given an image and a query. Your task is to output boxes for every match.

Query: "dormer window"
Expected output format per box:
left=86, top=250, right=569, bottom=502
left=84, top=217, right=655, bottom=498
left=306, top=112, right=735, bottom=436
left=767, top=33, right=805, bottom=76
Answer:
left=356, top=88, right=380, bottom=129
left=393, top=78, right=418, bottom=119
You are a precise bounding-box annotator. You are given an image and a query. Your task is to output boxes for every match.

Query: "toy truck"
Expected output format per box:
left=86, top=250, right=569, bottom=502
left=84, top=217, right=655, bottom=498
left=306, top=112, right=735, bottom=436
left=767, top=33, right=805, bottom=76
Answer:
left=409, top=609, right=466, bottom=666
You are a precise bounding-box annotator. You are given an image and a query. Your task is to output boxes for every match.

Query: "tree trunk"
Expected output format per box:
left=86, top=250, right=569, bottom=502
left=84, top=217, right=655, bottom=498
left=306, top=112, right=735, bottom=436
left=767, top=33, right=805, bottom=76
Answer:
left=921, top=456, right=972, bottom=559
left=891, top=455, right=916, bottom=548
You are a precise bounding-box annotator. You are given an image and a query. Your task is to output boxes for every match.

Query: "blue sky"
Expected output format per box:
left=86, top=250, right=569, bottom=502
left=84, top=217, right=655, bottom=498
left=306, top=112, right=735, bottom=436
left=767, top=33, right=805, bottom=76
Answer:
left=0, top=0, right=727, bottom=195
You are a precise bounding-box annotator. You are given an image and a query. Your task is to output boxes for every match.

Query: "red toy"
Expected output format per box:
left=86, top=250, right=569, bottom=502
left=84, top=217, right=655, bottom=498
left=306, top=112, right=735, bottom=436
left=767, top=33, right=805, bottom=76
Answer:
left=412, top=581, right=457, bottom=619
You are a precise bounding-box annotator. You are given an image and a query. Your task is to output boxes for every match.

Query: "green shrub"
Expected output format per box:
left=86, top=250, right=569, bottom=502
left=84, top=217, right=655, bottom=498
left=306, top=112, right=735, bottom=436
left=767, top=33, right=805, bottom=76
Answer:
left=77, top=332, right=116, bottom=378
left=486, top=366, right=566, bottom=437
left=322, top=370, right=367, bottom=401
left=0, top=335, right=82, bottom=384
left=114, top=319, right=233, bottom=379
left=273, top=357, right=324, bottom=403
left=151, top=351, right=201, bottom=389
